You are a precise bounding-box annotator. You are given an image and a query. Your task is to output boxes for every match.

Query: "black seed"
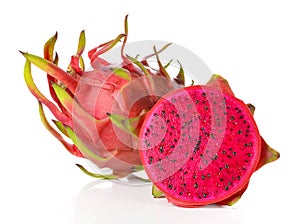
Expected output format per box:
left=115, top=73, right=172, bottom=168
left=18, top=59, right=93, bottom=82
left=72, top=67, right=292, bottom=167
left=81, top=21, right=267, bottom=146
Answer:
left=220, top=178, right=224, bottom=182
left=183, top=183, right=187, bottom=187
left=219, top=167, right=223, bottom=171
left=171, top=98, right=176, bottom=103
left=166, top=119, right=170, bottom=123
left=237, top=130, right=242, bottom=134
left=224, top=186, right=229, bottom=191
left=161, top=110, right=166, bottom=115
left=154, top=113, right=159, bottom=118
left=170, top=145, right=175, bottom=149
left=222, top=150, right=226, bottom=154
left=171, top=125, right=175, bottom=129
left=171, top=110, right=175, bottom=115
left=159, top=146, right=164, bottom=153
left=179, top=192, right=183, bottom=196
left=247, top=153, right=253, bottom=157
left=239, top=115, right=244, bottom=119
left=203, top=132, right=209, bottom=137
left=195, top=99, right=199, bottom=104
left=204, top=106, right=208, bottom=111
left=207, top=174, right=211, bottom=178
left=224, top=164, right=230, bottom=169
left=174, top=139, right=178, bottom=142
left=176, top=113, right=180, bottom=118
left=203, top=193, right=207, bottom=198
left=193, top=174, right=197, bottom=179
left=230, top=115, right=235, bottom=120
left=245, top=159, right=249, bottom=163
left=201, top=175, right=206, bottom=180
left=227, top=155, right=232, bottom=159
left=161, top=138, right=165, bottom=142
left=194, top=183, right=198, bottom=189
left=168, top=184, right=173, bottom=189
left=237, top=176, right=241, bottom=180
left=149, top=157, right=154, bottom=164
left=210, top=133, right=215, bottom=139
left=187, top=104, right=192, bottom=109
left=202, top=92, right=206, bottom=97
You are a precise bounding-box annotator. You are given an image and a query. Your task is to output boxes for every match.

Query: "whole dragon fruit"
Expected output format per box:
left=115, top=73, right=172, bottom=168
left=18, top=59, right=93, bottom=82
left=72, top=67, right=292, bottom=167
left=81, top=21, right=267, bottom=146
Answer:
left=139, top=75, right=280, bottom=206
left=21, top=16, right=183, bottom=177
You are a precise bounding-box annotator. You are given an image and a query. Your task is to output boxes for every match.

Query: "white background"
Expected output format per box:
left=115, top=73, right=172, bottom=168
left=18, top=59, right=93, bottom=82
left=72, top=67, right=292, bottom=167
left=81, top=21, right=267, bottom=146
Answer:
left=1, top=0, right=299, bottom=223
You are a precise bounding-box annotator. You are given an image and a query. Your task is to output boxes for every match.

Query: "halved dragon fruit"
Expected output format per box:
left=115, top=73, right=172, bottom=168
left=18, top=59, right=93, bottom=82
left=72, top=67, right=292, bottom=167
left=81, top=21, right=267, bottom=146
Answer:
left=139, top=75, right=279, bottom=206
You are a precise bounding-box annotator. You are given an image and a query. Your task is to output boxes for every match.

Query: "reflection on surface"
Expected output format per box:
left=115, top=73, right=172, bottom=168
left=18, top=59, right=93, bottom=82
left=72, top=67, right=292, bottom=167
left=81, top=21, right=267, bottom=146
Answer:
left=64, top=180, right=247, bottom=224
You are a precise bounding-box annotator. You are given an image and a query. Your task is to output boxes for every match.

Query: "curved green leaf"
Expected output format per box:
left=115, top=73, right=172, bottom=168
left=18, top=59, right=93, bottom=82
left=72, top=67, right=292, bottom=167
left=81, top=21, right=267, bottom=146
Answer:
left=38, top=102, right=83, bottom=157
left=66, top=126, right=113, bottom=161
left=112, top=67, right=131, bottom=81
left=20, top=52, right=78, bottom=94
left=76, top=164, right=118, bottom=179
left=44, top=32, right=57, bottom=61
left=23, top=60, right=70, bottom=126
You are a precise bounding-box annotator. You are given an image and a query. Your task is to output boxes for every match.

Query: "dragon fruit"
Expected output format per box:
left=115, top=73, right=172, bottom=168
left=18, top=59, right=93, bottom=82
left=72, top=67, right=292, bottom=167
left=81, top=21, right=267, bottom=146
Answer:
left=21, top=16, right=183, bottom=177
left=139, top=75, right=280, bottom=206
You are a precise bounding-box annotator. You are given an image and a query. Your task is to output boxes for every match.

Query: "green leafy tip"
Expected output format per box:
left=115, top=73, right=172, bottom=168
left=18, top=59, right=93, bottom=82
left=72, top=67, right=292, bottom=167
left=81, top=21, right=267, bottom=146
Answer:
left=44, top=32, right=58, bottom=61
left=152, top=185, right=165, bottom=198
left=66, top=126, right=113, bottom=161
left=106, top=113, right=140, bottom=137
left=174, top=60, right=185, bottom=86
left=76, top=164, right=118, bottom=179
left=112, top=67, right=131, bottom=81
left=153, top=45, right=170, bottom=79
left=77, top=30, right=86, bottom=56
left=20, top=51, right=77, bottom=94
